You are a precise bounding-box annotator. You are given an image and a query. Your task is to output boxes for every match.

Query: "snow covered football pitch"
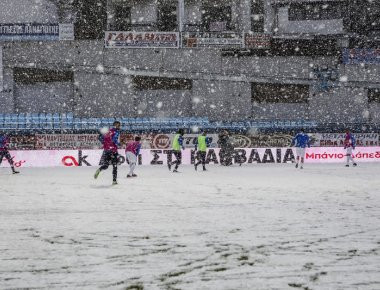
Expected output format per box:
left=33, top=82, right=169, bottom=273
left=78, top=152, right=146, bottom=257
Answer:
left=1, top=163, right=380, bottom=290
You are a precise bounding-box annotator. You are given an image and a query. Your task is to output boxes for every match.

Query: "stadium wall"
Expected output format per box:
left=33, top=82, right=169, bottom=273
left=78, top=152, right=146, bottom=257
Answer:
left=1, top=41, right=380, bottom=123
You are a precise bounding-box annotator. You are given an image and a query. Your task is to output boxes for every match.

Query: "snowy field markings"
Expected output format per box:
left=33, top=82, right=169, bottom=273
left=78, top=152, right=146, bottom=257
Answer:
left=0, top=164, right=380, bottom=289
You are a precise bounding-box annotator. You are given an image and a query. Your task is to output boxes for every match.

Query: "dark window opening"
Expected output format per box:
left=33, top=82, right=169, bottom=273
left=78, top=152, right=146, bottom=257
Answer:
left=251, top=0, right=264, bottom=15
left=368, top=88, right=380, bottom=103
left=14, top=68, right=73, bottom=84
left=157, top=5, right=177, bottom=31
left=252, top=83, right=309, bottom=103
left=202, top=6, right=232, bottom=31
left=271, top=38, right=339, bottom=56
left=112, top=5, right=131, bottom=30
left=133, top=76, right=192, bottom=90
left=289, top=1, right=343, bottom=21
left=251, top=15, right=264, bottom=33
left=346, top=1, right=380, bottom=35
left=74, top=0, right=107, bottom=40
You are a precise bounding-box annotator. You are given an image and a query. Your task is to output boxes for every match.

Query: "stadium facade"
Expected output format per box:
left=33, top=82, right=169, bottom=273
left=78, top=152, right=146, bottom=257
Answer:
left=0, top=0, right=379, bottom=125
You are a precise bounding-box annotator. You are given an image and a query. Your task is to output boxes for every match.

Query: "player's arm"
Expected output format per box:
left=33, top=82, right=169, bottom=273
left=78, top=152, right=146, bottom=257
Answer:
left=136, top=143, right=142, bottom=156
left=178, top=136, right=185, bottom=150
left=112, top=131, right=121, bottom=146
left=291, top=135, right=297, bottom=146
left=206, top=137, right=211, bottom=148
left=98, top=133, right=104, bottom=144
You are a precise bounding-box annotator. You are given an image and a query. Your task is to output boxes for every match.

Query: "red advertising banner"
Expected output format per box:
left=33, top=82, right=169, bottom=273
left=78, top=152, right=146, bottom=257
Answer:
left=244, top=33, right=271, bottom=49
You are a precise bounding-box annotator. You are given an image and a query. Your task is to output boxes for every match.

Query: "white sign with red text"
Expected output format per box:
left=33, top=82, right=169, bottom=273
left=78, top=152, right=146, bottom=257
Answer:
left=2, top=147, right=380, bottom=168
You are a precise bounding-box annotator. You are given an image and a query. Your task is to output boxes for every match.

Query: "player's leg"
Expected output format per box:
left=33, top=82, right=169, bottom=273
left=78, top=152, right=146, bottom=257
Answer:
left=300, top=148, right=306, bottom=169
left=94, top=151, right=110, bottom=179
left=194, top=151, right=201, bottom=170
left=295, top=147, right=301, bottom=168
left=345, top=148, right=352, bottom=167
left=201, top=151, right=207, bottom=170
left=173, top=151, right=182, bottom=172
left=3, top=150, right=19, bottom=174
left=111, top=152, right=118, bottom=184
left=168, top=151, right=174, bottom=171
left=126, top=152, right=137, bottom=177
left=349, top=151, right=357, bottom=166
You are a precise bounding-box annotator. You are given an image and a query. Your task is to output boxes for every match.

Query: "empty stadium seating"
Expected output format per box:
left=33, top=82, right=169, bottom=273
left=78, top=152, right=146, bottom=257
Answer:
left=0, top=113, right=318, bottom=133
left=0, top=113, right=216, bottom=132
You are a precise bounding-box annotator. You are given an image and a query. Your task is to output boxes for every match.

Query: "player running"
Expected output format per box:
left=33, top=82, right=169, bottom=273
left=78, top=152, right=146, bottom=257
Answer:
left=168, top=129, right=185, bottom=173
left=94, top=121, right=121, bottom=185
left=0, top=134, right=19, bottom=174
left=194, top=131, right=211, bottom=171
left=344, top=130, right=357, bottom=167
left=125, top=136, right=141, bottom=178
left=291, top=129, right=310, bottom=169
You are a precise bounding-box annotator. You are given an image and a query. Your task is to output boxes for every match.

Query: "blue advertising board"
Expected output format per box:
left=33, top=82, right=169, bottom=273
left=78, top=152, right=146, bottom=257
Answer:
left=342, top=48, right=380, bottom=65
left=0, top=23, right=59, bottom=41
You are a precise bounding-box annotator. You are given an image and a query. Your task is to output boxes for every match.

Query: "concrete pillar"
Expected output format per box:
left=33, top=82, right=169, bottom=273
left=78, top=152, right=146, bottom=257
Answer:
left=178, top=0, right=185, bottom=32
left=264, top=0, right=275, bottom=34
left=240, top=0, right=251, bottom=32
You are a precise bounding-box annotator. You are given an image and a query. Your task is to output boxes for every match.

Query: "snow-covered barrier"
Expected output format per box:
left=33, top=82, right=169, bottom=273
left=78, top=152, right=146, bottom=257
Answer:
left=2, top=147, right=380, bottom=168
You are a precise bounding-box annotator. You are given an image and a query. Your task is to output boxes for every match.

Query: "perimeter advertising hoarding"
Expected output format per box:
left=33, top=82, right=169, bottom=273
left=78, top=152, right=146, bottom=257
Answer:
left=2, top=147, right=380, bottom=168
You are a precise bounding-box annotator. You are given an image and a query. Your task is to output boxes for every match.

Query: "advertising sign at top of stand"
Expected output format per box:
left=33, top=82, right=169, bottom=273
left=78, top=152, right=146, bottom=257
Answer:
left=35, top=134, right=101, bottom=149
left=105, top=31, right=180, bottom=48
left=0, top=23, right=74, bottom=41
left=313, top=133, right=379, bottom=147
left=230, top=133, right=294, bottom=148
left=342, top=48, right=380, bottom=65
left=151, top=134, right=219, bottom=149
left=244, top=33, right=271, bottom=49
left=8, top=135, right=36, bottom=150
left=249, top=120, right=318, bottom=129
left=183, top=32, right=243, bottom=48
left=0, top=47, right=2, bottom=92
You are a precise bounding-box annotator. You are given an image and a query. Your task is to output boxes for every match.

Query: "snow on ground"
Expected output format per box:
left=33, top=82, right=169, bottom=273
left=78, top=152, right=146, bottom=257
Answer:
left=0, top=163, right=380, bottom=290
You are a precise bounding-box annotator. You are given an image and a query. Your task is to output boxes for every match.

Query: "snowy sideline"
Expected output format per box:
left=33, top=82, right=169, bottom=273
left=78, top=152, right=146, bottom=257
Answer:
left=1, top=163, right=380, bottom=289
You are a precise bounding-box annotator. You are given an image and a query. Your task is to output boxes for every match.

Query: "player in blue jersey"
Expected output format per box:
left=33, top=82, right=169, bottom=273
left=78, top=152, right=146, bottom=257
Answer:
left=291, top=129, right=310, bottom=169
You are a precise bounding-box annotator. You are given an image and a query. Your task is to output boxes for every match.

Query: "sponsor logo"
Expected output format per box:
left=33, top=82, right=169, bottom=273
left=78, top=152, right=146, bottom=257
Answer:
left=62, top=150, right=91, bottom=167
left=153, top=134, right=171, bottom=149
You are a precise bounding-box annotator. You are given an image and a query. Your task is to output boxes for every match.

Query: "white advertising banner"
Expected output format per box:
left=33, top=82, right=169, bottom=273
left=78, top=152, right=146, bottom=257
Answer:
left=183, top=32, right=243, bottom=48
left=2, top=147, right=380, bottom=168
left=59, top=23, right=74, bottom=41
left=35, top=134, right=101, bottom=149
left=0, top=23, right=72, bottom=41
